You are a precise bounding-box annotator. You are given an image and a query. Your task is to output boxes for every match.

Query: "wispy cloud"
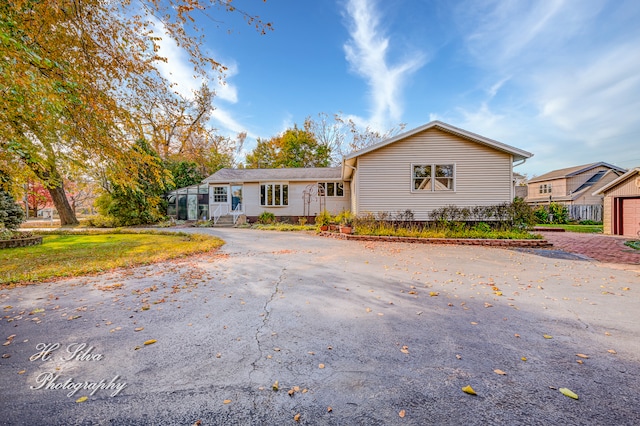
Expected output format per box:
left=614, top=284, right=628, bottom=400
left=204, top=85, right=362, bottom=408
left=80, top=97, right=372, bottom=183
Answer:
left=449, top=0, right=640, bottom=172
left=343, top=0, right=426, bottom=130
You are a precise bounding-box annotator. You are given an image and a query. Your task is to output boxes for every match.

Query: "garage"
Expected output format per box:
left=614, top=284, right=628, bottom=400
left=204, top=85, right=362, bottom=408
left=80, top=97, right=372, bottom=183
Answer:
left=622, top=198, right=640, bottom=237
left=595, top=168, right=640, bottom=237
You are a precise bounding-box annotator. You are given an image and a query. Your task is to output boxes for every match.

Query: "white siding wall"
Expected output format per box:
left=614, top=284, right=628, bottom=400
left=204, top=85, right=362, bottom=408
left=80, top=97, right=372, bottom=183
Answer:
left=242, top=181, right=350, bottom=217
left=353, top=128, right=513, bottom=221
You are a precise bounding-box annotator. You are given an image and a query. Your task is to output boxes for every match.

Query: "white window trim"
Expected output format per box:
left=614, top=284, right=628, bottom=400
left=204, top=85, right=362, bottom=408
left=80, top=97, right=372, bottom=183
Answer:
left=260, top=182, right=289, bottom=207
left=411, top=163, right=456, bottom=192
left=212, top=186, right=228, bottom=203
left=318, top=181, right=345, bottom=197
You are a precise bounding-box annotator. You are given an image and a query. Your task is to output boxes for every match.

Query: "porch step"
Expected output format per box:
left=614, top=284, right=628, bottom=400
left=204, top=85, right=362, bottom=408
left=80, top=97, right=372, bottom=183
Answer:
left=212, top=214, right=235, bottom=227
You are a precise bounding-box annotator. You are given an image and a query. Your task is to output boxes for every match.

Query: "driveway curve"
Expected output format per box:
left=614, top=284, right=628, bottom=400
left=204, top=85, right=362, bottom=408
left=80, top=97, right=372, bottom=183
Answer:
left=1, top=228, right=639, bottom=425
left=537, top=231, right=640, bottom=266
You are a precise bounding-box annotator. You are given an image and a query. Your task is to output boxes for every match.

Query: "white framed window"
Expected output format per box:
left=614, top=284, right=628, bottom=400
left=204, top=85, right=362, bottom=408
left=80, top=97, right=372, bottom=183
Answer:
left=260, top=183, right=289, bottom=206
left=539, top=184, right=552, bottom=194
left=213, top=186, right=228, bottom=203
left=412, top=164, right=454, bottom=191
left=318, top=182, right=344, bottom=197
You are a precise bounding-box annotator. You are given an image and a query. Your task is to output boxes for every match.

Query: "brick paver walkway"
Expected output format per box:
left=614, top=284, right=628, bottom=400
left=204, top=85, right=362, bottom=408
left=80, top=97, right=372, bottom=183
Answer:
left=539, top=231, right=640, bottom=265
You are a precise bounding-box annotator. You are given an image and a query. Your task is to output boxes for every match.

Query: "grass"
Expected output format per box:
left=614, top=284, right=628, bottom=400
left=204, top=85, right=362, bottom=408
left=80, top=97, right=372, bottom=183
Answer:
left=535, top=224, right=603, bottom=233
left=352, top=223, right=541, bottom=239
left=624, top=240, right=640, bottom=250
left=0, top=230, right=224, bottom=285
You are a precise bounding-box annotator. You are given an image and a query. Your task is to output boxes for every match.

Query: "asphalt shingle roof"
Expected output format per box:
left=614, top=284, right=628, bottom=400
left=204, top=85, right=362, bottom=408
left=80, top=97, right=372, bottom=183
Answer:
left=202, top=167, right=342, bottom=183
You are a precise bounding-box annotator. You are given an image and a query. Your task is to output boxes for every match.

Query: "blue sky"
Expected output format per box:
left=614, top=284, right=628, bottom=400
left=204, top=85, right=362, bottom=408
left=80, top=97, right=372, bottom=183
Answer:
left=157, top=0, right=640, bottom=177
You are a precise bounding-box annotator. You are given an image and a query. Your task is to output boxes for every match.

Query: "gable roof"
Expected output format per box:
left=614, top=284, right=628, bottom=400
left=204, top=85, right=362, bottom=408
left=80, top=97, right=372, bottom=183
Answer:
left=202, top=167, right=342, bottom=184
left=342, top=121, right=532, bottom=180
left=528, top=162, right=626, bottom=184
left=593, top=167, right=640, bottom=195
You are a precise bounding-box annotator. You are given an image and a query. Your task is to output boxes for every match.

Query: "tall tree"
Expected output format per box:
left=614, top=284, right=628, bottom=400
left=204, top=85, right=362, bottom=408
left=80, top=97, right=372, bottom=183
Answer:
left=245, top=124, right=331, bottom=169
left=306, top=112, right=406, bottom=165
left=0, top=1, right=270, bottom=224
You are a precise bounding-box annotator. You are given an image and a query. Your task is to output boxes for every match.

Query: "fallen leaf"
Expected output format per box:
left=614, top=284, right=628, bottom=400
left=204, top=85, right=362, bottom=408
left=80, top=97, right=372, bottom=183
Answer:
left=521, top=357, right=527, bottom=362
left=608, top=349, right=617, bottom=354
left=559, top=388, right=579, bottom=400
left=455, top=354, right=462, bottom=360
left=543, top=334, right=553, bottom=339
left=429, top=292, right=439, bottom=297
left=576, top=353, right=589, bottom=359
left=470, top=322, right=478, bottom=325
left=327, top=406, right=333, bottom=412
left=18, top=370, right=26, bottom=375
left=494, top=369, right=507, bottom=375
left=134, top=327, right=144, bottom=332
left=319, top=363, right=325, bottom=369
left=273, top=347, right=281, bottom=352
left=365, top=308, right=372, bottom=313
left=223, top=399, right=231, bottom=404
left=76, top=396, right=88, bottom=403
left=400, top=345, right=409, bottom=354
left=577, top=360, right=584, bottom=364
left=294, top=413, right=301, bottom=422
left=484, top=303, right=493, bottom=308
left=399, top=409, right=406, bottom=418
left=143, top=339, right=157, bottom=345
left=462, top=385, right=477, bottom=395
left=216, top=353, right=221, bottom=358
left=514, top=334, right=521, bottom=338
left=288, top=389, right=295, bottom=396
left=272, top=380, right=279, bottom=391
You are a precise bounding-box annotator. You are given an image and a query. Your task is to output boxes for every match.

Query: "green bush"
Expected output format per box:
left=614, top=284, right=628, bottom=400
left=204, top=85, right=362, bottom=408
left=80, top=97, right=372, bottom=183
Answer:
left=257, top=211, right=276, bottom=224
left=548, top=202, right=569, bottom=224
left=315, top=210, right=333, bottom=227
left=0, top=189, right=25, bottom=230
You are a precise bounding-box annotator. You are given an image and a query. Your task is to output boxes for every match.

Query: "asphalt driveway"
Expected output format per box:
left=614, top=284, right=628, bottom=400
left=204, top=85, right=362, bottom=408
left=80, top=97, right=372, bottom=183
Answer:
left=1, top=228, right=639, bottom=425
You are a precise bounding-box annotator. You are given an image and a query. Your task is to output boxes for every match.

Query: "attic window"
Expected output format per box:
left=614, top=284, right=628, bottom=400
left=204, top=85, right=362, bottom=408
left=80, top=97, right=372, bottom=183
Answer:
left=412, top=164, right=454, bottom=191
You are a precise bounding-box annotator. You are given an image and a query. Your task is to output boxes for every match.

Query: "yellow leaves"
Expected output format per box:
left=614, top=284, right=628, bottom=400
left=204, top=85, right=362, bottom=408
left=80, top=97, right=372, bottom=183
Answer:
left=607, top=349, right=617, bottom=354
left=543, top=334, right=553, bottom=339
left=429, top=292, right=439, bottom=297
left=143, top=339, right=156, bottom=345
left=461, top=385, right=477, bottom=395
left=272, top=381, right=279, bottom=391
left=294, top=413, right=301, bottom=422
left=576, top=353, right=589, bottom=359
left=18, top=370, right=26, bottom=375
left=494, top=369, right=507, bottom=375
left=521, top=357, right=528, bottom=362
left=76, top=396, right=88, bottom=403
left=223, top=399, right=231, bottom=404
left=559, top=388, right=579, bottom=400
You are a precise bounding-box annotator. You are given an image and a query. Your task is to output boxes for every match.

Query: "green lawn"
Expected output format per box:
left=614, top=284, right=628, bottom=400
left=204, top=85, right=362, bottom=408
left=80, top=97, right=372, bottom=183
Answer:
left=0, top=231, right=224, bottom=285
left=535, top=224, right=603, bottom=233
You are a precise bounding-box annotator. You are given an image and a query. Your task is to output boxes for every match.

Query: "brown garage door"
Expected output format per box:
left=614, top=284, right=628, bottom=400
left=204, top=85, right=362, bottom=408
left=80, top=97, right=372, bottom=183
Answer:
left=622, top=198, right=640, bottom=237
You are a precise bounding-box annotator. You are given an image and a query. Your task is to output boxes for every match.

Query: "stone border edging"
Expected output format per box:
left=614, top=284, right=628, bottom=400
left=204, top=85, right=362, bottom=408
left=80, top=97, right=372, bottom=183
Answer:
left=319, top=232, right=552, bottom=248
left=0, top=236, right=43, bottom=249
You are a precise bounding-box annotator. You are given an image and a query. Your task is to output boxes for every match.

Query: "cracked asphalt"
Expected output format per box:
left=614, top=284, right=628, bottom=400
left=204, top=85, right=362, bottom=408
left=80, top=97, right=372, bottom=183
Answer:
left=1, top=228, right=639, bottom=425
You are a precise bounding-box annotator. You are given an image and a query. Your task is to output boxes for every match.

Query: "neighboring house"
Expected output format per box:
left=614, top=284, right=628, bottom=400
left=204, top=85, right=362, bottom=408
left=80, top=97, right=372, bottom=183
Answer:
left=341, top=121, right=533, bottom=221
left=593, top=167, right=640, bottom=237
left=167, top=120, right=533, bottom=223
left=525, top=162, right=626, bottom=221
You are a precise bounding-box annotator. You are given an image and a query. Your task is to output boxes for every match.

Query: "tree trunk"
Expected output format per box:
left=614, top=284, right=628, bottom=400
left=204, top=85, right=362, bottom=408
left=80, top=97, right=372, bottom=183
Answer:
left=48, top=183, right=79, bottom=226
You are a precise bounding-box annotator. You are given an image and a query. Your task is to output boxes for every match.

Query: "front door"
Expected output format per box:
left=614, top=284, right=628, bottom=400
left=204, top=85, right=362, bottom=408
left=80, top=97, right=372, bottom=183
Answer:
left=231, top=185, right=243, bottom=212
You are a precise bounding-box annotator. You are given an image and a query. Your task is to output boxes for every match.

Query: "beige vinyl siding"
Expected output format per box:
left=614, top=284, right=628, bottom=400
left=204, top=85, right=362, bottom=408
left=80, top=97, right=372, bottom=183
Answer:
left=602, top=175, right=640, bottom=197
left=353, top=128, right=513, bottom=221
left=527, top=177, right=566, bottom=202
left=241, top=181, right=350, bottom=217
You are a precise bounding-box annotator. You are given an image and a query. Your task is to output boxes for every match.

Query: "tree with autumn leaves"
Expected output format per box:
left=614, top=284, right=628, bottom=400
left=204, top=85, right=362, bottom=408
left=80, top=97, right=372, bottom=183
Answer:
left=0, top=0, right=270, bottom=225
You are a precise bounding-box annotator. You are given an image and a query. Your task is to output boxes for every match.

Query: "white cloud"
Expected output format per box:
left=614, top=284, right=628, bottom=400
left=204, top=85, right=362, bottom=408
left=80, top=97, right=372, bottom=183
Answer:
left=449, top=0, right=640, bottom=173
left=343, top=0, right=426, bottom=130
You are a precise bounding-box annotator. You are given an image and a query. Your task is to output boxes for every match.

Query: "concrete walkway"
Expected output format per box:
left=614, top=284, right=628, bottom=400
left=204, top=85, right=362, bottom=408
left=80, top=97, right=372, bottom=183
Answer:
left=539, top=231, right=640, bottom=266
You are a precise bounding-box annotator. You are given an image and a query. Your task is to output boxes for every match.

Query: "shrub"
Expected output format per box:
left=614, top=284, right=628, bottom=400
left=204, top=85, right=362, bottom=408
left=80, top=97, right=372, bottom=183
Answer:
left=0, top=189, right=25, bottom=230
left=548, top=202, right=569, bottom=224
left=472, top=222, right=492, bottom=233
left=315, top=210, right=333, bottom=227
left=335, top=210, right=354, bottom=226
left=298, top=217, right=307, bottom=226
left=534, top=206, right=549, bottom=224
left=257, top=211, right=276, bottom=224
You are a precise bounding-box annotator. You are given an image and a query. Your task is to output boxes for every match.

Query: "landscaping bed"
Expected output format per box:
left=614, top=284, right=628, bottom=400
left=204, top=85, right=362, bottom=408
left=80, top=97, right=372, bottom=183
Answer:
left=320, top=231, right=552, bottom=247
